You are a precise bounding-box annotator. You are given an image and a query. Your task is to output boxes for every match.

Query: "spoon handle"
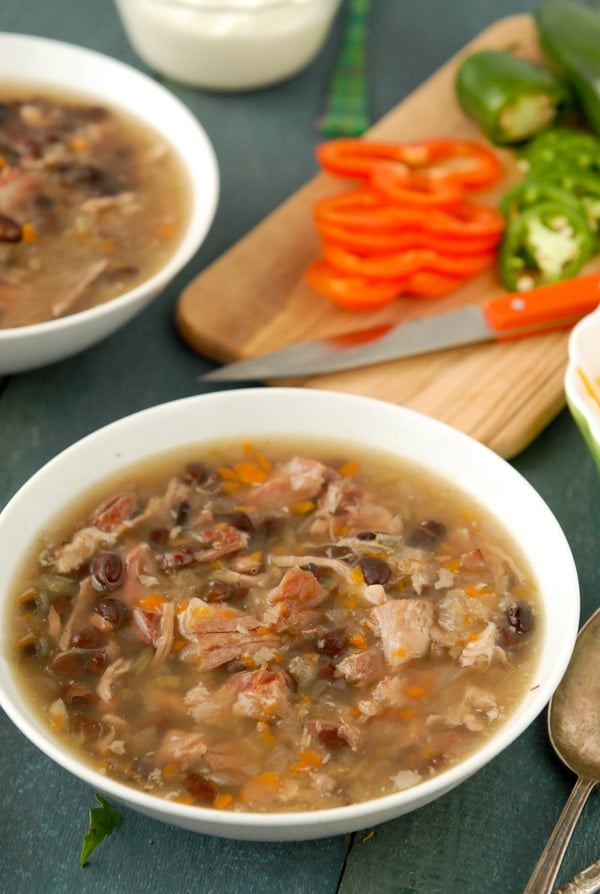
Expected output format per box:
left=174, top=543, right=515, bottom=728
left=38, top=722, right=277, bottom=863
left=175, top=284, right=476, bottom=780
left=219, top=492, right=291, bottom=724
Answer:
left=554, top=857, right=600, bottom=893
left=523, top=777, right=597, bottom=894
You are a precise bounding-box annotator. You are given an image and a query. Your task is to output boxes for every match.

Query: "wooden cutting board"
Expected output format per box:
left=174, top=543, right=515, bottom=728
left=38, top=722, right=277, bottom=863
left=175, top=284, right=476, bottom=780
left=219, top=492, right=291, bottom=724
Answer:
left=176, top=14, right=597, bottom=460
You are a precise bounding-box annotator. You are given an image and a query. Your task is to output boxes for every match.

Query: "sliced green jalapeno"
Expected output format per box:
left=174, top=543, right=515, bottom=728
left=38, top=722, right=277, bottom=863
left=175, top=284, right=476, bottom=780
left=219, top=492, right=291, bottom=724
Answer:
left=500, top=200, right=594, bottom=291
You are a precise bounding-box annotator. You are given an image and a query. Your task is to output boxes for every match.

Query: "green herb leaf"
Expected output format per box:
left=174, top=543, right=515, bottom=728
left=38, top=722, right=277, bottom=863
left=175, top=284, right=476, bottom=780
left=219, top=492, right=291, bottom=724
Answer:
left=80, top=794, right=123, bottom=867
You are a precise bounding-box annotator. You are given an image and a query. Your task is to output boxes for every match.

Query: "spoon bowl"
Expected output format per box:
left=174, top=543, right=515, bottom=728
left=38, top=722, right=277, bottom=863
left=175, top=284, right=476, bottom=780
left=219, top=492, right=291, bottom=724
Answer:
left=523, top=606, right=600, bottom=893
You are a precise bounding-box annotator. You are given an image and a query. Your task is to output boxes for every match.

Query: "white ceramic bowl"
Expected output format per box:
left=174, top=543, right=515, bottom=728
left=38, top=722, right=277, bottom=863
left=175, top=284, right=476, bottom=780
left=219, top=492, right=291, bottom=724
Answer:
left=0, top=33, right=219, bottom=375
left=0, top=388, right=580, bottom=841
left=565, top=307, right=600, bottom=473
left=114, top=0, right=343, bottom=91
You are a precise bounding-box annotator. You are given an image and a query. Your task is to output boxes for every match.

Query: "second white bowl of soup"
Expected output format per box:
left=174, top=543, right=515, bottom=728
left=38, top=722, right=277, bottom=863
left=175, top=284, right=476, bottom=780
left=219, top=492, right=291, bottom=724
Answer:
left=0, top=388, right=580, bottom=840
left=0, top=33, right=219, bottom=374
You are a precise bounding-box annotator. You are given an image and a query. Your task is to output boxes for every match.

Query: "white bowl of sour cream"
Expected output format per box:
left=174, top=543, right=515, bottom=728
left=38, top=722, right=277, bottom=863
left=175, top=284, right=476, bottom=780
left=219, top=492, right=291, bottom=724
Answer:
left=113, top=0, right=343, bottom=90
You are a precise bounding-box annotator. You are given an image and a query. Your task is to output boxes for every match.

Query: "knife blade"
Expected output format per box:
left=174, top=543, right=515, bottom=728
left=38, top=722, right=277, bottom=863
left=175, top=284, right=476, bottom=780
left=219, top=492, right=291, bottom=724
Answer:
left=199, top=273, right=600, bottom=382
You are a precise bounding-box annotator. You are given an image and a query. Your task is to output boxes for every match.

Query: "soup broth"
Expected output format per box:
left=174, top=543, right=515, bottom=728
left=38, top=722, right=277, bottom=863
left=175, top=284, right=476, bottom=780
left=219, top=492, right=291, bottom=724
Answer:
left=9, top=438, right=541, bottom=813
left=0, top=85, right=190, bottom=328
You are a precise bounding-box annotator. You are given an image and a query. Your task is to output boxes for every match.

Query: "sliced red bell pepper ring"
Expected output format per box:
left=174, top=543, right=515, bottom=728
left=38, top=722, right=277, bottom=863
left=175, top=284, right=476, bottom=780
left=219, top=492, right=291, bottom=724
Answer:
left=321, top=240, right=497, bottom=280
left=316, top=137, right=504, bottom=190
left=368, top=165, right=464, bottom=208
left=313, top=188, right=505, bottom=241
left=400, top=270, right=465, bottom=298
left=315, top=219, right=501, bottom=256
left=305, top=259, right=404, bottom=310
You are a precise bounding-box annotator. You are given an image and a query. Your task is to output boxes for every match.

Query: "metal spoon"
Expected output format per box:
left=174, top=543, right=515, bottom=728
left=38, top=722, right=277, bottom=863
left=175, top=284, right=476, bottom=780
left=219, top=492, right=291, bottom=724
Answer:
left=523, top=607, right=600, bottom=893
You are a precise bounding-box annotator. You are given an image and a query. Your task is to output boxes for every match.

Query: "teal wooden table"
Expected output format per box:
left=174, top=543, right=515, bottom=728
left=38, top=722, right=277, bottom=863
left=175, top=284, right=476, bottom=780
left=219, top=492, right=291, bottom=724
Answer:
left=1, top=2, right=599, bottom=892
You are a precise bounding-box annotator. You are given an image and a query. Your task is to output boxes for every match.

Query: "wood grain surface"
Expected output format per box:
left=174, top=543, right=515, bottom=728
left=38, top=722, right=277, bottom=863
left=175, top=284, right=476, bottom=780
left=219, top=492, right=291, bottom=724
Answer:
left=176, top=14, right=597, bottom=460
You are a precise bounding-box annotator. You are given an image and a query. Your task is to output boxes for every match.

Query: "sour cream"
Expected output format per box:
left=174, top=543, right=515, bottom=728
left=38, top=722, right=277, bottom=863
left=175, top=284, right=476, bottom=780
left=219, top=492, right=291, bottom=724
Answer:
left=114, top=0, right=342, bottom=91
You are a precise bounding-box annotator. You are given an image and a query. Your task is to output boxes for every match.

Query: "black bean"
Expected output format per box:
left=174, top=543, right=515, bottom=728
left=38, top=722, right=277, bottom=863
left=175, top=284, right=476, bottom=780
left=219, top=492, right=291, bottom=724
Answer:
left=316, top=627, right=347, bottom=656
left=506, top=600, right=534, bottom=634
left=0, top=213, right=22, bottom=243
left=357, top=531, right=377, bottom=541
left=91, top=552, right=124, bottom=592
left=183, top=462, right=209, bottom=484
left=407, top=520, right=447, bottom=548
left=149, top=527, right=169, bottom=546
left=358, top=556, right=391, bottom=586
left=71, top=713, right=102, bottom=740
left=227, top=511, right=255, bottom=536
left=175, top=500, right=191, bottom=526
left=186, top=774, right=216, bottom=803
left=95, top=597, right=130, bottom=628
left=205, top=580, right=237, bottom=603
left=72, top=625, right=106, bottom=650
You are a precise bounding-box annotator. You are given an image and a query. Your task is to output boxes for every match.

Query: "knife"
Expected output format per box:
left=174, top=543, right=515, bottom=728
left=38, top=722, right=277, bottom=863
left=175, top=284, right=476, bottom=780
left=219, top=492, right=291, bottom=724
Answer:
left=199, top=273, right=600, bottom=382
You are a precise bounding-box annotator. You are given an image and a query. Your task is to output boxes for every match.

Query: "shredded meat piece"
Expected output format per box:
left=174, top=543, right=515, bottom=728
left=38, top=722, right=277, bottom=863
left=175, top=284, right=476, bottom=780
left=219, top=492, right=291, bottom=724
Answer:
left=246, top=456, right=328, bottom=509
left=335, top=648, right=385, bottom=685
left=370, top=599, right=434, bottom=667
left=96, top=657, right=133, bottom=703
left=263, top=567, right=327, bottom=632
left=58, top=578, right=98, bottom=649
left=178, top=598, right=280, bottom=671
left=155, top=729, right=207, bottom=770
left=51, top=260, right=109, bottom=317
left=53, top=526, right=117, bottom=574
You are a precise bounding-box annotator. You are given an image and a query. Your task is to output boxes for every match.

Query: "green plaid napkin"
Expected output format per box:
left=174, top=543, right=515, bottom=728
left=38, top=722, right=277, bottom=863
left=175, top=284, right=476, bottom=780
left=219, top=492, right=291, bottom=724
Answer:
left=317, top=0, right=372, bottom=137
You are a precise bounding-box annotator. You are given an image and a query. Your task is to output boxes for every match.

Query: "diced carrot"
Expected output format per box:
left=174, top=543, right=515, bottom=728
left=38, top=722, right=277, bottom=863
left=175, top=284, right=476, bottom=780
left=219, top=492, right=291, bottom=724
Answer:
left=348, top=632, right=368, bottom=650
left=398, top=707, right=416, bottom=721
left=214, top=792, right=234, bottom=810
left=444, top=558, right=461, bottom=572
left=255, top=451, right=272, bottom=473
left=240, top=772, right=280, bottom=803
left=290, top=750, right=322, bottom=772
left=464, top=584, right=491, bottom=598
left=173, top=794, right=195, bottom=805
left=221, top=480, right=241, bottom=494
left=158, top=222, right=177, bottom=239
left=290, top=500, right=315, bottom=514
left=406, top=685, right=426, bottom=699
left=350, top=566, right=364, bottom=584
left=21, top=223, right=37, bottom=244
left=258, top=729, right=276, bottom=747
left=0, top=155, right=7, bottom=168
left=217, top=465, right=238, bottom=480
left=393, top=647, right=407, bottom=659
left=137, top=593, right=166, bottom=611
left=68, top=136, right=89, bottom=151
left=235, top=461, right=269, bottom=484
left=339, top=460, right=359, bottom=477
left=162, top=762, right=181, bottom=779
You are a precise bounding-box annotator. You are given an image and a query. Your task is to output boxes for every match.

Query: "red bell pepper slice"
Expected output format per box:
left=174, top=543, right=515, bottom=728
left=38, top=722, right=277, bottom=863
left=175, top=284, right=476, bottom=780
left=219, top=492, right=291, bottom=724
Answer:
left=313, top=188, right=505, bottom=241
left=316, top=137, right=503, bottom=190
left=315, top=220, right=501, bottom=256
left=368, top=166, right=464, bottom=208
left=321, top=240, right=497, bottom=280
left=305, top=259, right=404, bottom=310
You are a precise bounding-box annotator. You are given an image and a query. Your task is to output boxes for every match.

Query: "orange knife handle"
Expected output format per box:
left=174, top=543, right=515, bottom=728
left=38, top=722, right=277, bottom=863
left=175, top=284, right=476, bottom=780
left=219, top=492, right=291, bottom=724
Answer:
left=483, top=273, right=600, bottom=335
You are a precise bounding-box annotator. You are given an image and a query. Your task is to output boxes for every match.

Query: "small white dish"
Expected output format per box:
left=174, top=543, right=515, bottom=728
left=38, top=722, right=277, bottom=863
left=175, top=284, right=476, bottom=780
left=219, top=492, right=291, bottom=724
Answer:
left=114, top=0, right=343, bottom=91
left=565, top=307, right=600, bottom=472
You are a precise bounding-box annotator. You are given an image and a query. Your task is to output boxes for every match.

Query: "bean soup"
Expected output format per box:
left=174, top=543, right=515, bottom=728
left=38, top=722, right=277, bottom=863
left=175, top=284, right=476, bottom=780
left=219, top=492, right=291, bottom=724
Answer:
left=9, top=439, right=541, bottom=813
left=0, top=87, right=190, bottom=328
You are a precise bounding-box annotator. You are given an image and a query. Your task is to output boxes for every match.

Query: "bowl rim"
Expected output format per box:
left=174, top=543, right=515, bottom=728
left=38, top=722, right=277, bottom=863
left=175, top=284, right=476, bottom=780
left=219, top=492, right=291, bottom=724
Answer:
left=0, top=31, right=219, bottom=347
left=0, top=388, right=581, bottom=837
